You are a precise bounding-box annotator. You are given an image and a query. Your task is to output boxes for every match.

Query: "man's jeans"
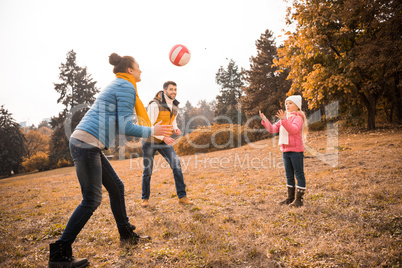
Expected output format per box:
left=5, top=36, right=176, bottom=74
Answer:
left=283, top=152, right=306, bottom=189
left=59, top=137, right=129, bottom=245
left=142, top=141, right=186, bottom=200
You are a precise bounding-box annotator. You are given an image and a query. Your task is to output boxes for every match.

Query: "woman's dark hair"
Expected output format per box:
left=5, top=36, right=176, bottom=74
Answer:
left=109, top=53, right=136, bottom=74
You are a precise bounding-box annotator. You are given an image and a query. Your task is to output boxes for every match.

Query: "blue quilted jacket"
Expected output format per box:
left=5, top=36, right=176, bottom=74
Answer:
left=75, top=78, right=151, bottom=149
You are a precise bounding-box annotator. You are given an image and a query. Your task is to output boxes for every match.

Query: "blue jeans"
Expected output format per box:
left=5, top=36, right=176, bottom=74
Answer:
left=283, top=152, right=306, bottom=189
left=58, top=138, right=130, bottom=245
left=142, top=141, right=186, bottom=200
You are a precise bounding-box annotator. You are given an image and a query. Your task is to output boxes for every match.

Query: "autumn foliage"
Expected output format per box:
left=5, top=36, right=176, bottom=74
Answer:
left=22, top=152, right=51, bottom=172
left=21, top=127, right=52, bottom=172
left=174, top=124, right=268, bottom=156
left=274, top=0, right=402, bottom=129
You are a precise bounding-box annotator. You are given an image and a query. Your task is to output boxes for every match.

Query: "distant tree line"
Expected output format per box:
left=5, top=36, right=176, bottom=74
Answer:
left=0, top=50, right=99, bottom=177
left=1, top=0, right=400, bottom=176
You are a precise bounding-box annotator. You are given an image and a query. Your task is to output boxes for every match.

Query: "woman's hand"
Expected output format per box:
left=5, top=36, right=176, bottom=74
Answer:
left=174, top=128, right=182, bottom=135
left=275, top=110, right=286, bottom=120
left=154, top=121, right=173, bottom=136
left=259, top=110, right=268, bottom=122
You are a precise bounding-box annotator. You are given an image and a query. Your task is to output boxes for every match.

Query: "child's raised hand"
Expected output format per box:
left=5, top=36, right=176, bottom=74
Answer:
left=259, top=110, right=268, bottom=122
left=275, top=110, right=286, bottom=120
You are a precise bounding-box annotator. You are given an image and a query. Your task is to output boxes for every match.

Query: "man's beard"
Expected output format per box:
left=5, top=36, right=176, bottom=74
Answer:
left=165, top=93, right=175, bottom=100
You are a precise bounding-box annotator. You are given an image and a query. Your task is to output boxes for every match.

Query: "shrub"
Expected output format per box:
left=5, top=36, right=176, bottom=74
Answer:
left=174, top=124, right=268, bottom=156
left=105, top=140, right=144, bottom=160
left=22, top=152, right=51, bottom=172
left=124, top=140, right=143, bottom=159
left=57, top=158, right=72, bottom=168
left=308, top=121, right=326, bottom=131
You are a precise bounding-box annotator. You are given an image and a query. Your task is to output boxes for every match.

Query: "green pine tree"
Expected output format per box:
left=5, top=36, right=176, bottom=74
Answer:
left=49, top=50, right=99, bottom=166
left=0, top=105, right=27, bottom=177
left=242, top=29, right=291, bottom=131
left=215, top=59, right=246, bottom=125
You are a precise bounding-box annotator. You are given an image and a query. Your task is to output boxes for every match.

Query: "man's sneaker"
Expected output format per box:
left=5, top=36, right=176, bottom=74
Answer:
left=178, top=197, right=193, bottom=205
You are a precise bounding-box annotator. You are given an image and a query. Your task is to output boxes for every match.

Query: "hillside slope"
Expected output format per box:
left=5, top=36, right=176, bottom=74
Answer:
left=0, top=128, right=401, bottom=267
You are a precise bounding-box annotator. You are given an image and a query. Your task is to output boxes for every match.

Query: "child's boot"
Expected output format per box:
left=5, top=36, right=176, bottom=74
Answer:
left=290, top=188, right=305, bottom=207
left=279, top=186, right=295, bottom=205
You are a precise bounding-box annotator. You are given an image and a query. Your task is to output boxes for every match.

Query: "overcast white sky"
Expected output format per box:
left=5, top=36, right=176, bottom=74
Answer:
left=0, top=0, right=291, bottom=126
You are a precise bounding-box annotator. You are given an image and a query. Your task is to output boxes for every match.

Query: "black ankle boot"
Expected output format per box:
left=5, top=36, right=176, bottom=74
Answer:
left=118, top=224, right=139, bottom=244
left=49, top=241, right=88, bottom=268
left=279, top=186, right=295, bottom=205
left=118, top=224, right=150, bottom=245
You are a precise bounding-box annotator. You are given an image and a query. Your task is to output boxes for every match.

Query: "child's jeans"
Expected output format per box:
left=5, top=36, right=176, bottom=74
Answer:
left=283, top=152, right=306, bottom=189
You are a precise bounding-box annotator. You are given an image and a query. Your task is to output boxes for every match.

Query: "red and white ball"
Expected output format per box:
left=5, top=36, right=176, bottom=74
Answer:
left=169, top=44, right=191, bottom=66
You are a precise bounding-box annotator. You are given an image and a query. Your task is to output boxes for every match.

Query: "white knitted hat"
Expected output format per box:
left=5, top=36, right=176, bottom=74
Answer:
left=285, top=95, right=302, bottom=110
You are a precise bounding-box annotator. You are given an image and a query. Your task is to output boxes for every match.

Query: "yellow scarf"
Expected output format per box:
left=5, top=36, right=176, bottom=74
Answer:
left=115, top=73, right=151, bottom=127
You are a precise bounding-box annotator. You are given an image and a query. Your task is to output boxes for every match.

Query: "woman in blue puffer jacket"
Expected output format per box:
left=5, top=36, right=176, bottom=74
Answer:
left=49, top=53, right=172, bottom=268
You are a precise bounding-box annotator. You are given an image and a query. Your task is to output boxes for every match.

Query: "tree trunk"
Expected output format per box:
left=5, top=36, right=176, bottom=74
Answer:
left=367, top=104, right=376, bottom=130
left=360, top=92, right=377, bottom=130
left=395, top=75, right=402, bottom=124
left=397, top=97, right=402, bottom=124
left=320, top=104, right=326, bottom=124
left=388, top=104, right=394, bottom=123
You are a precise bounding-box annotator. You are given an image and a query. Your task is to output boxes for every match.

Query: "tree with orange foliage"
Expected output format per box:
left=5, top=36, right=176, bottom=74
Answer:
left=275, top=0, right=402, bottom=129
left=24, top=129, right=50, bottom=158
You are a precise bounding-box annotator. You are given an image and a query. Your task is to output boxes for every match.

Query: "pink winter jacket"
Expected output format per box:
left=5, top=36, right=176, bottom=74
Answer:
left=261, top=112, right=304, bottom=152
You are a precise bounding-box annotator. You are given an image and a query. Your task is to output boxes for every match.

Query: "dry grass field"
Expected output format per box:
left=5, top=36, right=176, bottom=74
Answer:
left=1, top=127, right=401, bottom=267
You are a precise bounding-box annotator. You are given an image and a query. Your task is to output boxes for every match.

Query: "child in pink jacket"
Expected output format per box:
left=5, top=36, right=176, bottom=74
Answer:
left=259, top=95, right=308, bottom=207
